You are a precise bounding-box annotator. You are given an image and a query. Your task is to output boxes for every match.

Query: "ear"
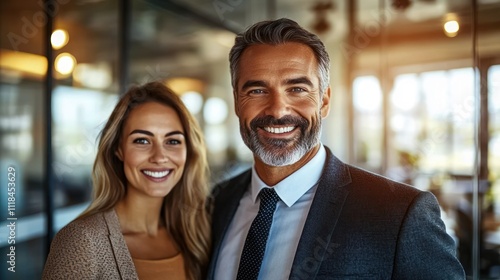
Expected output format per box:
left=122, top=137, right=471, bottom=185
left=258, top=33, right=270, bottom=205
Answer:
left=320, top=86, right=331, bottom=118
left=115, top=147, right=123, bottom=161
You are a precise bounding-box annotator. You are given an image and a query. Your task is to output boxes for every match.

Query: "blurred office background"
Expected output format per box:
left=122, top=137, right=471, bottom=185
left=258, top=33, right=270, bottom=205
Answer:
left=1, top=0, right=499, bottom=278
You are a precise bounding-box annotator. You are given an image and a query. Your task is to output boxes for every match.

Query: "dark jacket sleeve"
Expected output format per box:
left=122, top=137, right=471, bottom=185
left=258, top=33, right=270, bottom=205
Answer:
left=393, top=191, right=466, bottom=279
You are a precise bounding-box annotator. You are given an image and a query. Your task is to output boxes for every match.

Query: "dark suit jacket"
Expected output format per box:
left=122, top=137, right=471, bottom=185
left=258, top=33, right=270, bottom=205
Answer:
left=208, top=147, right=465, bottom=279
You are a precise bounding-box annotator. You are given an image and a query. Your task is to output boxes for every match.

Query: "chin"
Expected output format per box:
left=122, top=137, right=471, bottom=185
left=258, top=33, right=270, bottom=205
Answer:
left=148, top=189, right=174, bottom=198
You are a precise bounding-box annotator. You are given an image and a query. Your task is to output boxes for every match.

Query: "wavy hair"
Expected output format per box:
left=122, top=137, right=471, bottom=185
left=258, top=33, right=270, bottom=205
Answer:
left=229, top=18, right=330, bottom=95
left=78, top=81, right=210, bottom=279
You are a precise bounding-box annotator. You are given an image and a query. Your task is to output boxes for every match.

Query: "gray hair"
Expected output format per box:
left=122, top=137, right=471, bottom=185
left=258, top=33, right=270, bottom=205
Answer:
left=229, top=18, right=330, bottom=95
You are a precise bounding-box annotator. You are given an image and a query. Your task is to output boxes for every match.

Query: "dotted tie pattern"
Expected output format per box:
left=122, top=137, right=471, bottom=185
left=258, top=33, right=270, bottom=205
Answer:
left=236, top=188, right=281, bottom=280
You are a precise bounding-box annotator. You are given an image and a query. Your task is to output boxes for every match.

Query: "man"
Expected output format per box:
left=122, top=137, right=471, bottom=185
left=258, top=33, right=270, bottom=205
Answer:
left=208, top=18, right=465, bottom=280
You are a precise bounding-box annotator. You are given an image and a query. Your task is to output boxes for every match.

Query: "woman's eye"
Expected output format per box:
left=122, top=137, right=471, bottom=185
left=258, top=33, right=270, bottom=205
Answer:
left=167, top=139, right=182, bottom=145
left=133, top=138, right=149, bottom=144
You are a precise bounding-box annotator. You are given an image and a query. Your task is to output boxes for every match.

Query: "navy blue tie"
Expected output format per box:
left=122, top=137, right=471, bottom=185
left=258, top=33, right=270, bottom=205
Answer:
left=236, top=188, right=281, bottom=280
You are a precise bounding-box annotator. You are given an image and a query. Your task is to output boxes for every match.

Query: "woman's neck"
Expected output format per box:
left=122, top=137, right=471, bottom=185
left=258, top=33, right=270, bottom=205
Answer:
left=115, top=194, right=164, bottom=236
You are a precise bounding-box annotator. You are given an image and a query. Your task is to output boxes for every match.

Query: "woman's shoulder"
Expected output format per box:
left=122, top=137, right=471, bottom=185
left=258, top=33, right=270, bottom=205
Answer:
left=63, top=211, right=107, bottom=230
left=43, top=210, right=123, bottom=279
left=53, top=211, right=111, bottom=244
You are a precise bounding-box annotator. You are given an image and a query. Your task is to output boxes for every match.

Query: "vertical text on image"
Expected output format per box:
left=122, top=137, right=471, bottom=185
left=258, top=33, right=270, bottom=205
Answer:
left=6, top=166, right=17, bottom=273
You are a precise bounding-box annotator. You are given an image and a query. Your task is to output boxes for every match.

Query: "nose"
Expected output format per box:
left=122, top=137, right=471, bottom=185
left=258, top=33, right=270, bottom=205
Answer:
left=264, top=91, right=289, bottom=119
left=149, top=143, right=168, bottom=164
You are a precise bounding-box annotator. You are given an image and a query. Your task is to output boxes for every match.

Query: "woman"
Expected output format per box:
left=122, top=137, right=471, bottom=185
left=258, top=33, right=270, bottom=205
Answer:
left=43, top=82, right=211, bottom=279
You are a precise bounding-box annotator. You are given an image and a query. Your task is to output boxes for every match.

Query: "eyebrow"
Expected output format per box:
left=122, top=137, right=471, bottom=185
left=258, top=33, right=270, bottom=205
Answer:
left=129, top=129, right=184, bottom=137
left=240, top=77, right=314, bottom=91
left=241, top=80, right=268, bottom=91
left=284, top=77, right=314, bottom=87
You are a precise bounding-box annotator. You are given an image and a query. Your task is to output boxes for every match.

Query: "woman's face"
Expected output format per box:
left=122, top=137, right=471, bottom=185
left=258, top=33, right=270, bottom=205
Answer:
left=116, top=101, right=187, bottom=199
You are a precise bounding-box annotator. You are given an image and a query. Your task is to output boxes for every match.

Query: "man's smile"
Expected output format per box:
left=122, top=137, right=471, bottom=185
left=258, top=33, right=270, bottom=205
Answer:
left=263, top=126, right=296, bottom=134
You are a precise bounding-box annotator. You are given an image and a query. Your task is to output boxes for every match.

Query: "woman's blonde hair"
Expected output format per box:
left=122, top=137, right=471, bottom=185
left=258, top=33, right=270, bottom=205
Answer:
left=78, top=81, right=210, bottom=279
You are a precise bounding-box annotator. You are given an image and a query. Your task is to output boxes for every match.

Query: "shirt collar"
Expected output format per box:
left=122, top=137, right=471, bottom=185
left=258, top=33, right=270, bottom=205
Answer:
left=250, top=144, right=327, bottom=207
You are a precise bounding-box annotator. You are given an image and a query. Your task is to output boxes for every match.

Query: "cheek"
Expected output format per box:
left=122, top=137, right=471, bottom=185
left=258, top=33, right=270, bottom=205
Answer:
left=299, top=99, right=322, bottom=117
left=237, top=98, right=261, bottom=117
left=122, top=148, right=138, bottom=162
left=121, top=151, right=140, bottom=183
left=122, top=148, right=147, bottom=170
left=170, top=149, right=187, bottom=166
left=237, top=106, right=260, bottom=125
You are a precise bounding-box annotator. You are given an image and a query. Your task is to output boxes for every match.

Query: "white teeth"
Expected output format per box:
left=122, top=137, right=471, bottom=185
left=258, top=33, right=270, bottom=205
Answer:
left=264, top=126, right=294, bottom=134
left=143, top=170, right=170, bottom=178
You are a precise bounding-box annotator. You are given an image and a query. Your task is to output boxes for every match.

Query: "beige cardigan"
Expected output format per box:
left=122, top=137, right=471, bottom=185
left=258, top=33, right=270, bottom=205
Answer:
left=42, top=210, right=139, bottom=280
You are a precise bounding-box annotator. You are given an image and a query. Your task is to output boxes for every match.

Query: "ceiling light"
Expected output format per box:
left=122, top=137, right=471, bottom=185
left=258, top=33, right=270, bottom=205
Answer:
left=444, top=20, right=459, bottom=37
left=55, top=53, right=76, bottom=76
left=51, top=29, right=69, bottom=50
left=181, top=91, right=203, bottom=115
left=203, top=97, right=228, bottom=125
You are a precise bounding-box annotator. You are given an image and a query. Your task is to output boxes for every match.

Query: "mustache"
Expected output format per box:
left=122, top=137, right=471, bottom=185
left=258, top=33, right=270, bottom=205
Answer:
left=250, top=115, right=309, bottom=130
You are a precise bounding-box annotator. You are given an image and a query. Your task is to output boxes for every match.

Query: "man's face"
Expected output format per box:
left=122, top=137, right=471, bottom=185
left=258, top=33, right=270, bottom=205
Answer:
left=234, top=42, right=330, bottom=167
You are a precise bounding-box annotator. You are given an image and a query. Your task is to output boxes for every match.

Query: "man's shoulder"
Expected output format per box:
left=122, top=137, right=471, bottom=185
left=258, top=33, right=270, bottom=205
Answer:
left=345, top=164, right=421, bottom=193
left=330, top=163, right=434, bottom=211
left=212, top=168, right=252, bottom=198
left=321, top=150, right=424, bottom=202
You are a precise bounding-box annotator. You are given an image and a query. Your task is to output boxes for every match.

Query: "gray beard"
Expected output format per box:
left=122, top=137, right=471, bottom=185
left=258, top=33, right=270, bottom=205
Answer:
left=240, top=115, right=322, bottom=167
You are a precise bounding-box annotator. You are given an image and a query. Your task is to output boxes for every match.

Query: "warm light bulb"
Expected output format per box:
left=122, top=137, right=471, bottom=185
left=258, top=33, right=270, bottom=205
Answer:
left=181, top=91, right=204, bottom=114
left=203, top=97, right=228, bottom=125
left=51, top=29, right=69, bottom=50
left=55, top=53, right=76, bottom=75
left=444, top=20, right=459, bottom=37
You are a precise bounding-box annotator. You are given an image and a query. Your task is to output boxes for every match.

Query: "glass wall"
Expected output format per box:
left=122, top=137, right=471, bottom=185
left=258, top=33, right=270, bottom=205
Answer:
left=1, top=0, right=500, bottom=278
left=51, top=0, right=119, bottom=213
left=350, top=1, right=500, bottom=278
left=1, top=1, right=48, bottom=278
left=485, top=64, right=500, bottom=277
left=0, top=0, right=120, bottom=278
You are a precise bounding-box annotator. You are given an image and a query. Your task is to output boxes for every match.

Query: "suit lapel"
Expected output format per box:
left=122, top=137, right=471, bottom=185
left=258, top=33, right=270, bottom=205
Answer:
left=104, top=210, right=138, bottom=280
left=208, top=170, right=252, bottom=279
left=289, top=148, right=351, bottom=280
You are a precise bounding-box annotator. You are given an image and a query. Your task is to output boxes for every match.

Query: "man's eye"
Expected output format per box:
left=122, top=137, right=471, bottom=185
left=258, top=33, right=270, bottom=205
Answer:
left=249, top=89, right=265, bottom=94
left=133, top=138, right=149, bottom=144
left=290, top=87, right=306, bottom=92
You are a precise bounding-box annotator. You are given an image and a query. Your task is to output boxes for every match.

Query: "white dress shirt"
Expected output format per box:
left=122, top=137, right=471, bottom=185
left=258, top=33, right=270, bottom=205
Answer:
left=214, top=145, right=327, bottom=280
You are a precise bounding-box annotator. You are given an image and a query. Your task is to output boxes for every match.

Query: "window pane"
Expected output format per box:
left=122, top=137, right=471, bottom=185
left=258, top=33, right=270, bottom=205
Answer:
left=51, top=0, right=119, bottom=230
left=0, top=1, right=46, bottom=278
left=353, top=76, right=383, bottom=170
left=482, top=65, right=500, bottom=280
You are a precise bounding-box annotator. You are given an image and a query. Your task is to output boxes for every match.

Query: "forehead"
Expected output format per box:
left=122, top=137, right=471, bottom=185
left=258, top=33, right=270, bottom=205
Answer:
left=237, top=42, right=319, bottom=86
left=123, top=102, right=183, bottom=130
left=239, top=42, right=316, bottom=65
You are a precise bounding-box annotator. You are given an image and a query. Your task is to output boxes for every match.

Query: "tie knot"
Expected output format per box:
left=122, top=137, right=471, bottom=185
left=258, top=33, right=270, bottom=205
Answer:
left=259, top=188, right=280, bottom=212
